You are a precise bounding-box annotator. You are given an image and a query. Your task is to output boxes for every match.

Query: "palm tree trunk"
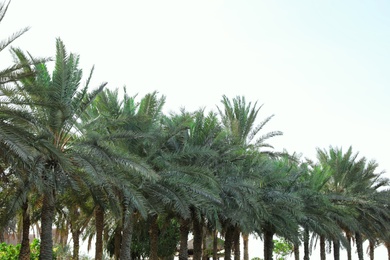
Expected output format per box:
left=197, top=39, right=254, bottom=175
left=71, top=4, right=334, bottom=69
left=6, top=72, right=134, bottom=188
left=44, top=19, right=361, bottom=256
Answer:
left=114, top=226, right=122, bottom=260
left=71, top=230, right=80, bottom=260
left=293, top=242, right=300, bottom=260
left=243, top=233, right=249, bottom=260
left=39, top=190, right=55, bottom=260
left=369, top=239, right=374, bottom=260
left=263, top=229, right=274, bottom=260
left=303, top=228, right=310, bottom=260
left=120, top=210, right=135, bottom=260
left=233, top=226, right=240, bottom=260
left=333, top=240, right=340, bottom=260
left=0, top=229, right=4, bottom=243
left=71, top=207, right=81, bottom=260
left=193, top=216, right=203, bottom=260
left=320, top=235, right=326, bottom=260
left=356, top=232, right=364, bottom=260
left=19, top=201, right=30, bottom=260
left=179, top=218, right=191, bottom=260
left=224, top=225, right=234, bottom=260
left=149, top=215, right=159, bottom=260
left=346, top=232, right=352, bottom=260
left=213, top=230, right=218, bottom=260
left=95, top=205, right=104, bottom=260
left=202, top=227, right=208, bottom=260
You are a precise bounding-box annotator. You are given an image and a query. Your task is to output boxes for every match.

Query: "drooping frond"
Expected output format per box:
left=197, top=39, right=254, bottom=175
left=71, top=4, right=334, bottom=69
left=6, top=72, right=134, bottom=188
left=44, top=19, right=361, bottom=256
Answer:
left=0, top=27, right=29, bottom=52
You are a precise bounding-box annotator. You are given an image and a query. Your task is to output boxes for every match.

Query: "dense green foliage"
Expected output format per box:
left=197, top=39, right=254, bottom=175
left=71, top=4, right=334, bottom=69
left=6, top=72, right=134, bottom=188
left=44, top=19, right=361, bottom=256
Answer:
left=273, top=238, right=293, bottom=260
left=0, top=239, right=40, bottom=260
left=0, top=1, right=390, bottom=260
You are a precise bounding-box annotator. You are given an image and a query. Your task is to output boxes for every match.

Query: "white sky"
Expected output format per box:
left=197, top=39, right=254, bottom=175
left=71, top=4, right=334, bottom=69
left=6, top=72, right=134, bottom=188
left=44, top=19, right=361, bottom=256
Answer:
left=2, top=0, right=390, bottom=179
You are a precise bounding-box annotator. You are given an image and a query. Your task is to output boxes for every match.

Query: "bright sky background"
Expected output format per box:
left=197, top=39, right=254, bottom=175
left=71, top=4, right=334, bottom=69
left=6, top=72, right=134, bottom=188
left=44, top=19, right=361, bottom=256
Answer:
left=2, top=1, right=390, bottom=258
left=2, top=0, right=390, bottom=178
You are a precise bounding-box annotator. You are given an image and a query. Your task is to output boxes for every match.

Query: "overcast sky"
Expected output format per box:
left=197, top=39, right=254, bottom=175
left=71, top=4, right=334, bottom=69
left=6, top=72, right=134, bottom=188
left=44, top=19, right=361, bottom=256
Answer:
left=2, top=0, right=390, bottom=178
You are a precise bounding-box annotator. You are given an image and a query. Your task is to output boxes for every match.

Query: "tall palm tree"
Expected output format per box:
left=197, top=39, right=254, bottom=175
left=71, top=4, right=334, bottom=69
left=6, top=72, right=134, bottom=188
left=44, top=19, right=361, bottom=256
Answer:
left=0, top=4, right=35, bottom=250
left=145, top=109, right=221, bottom=260
left=81, top=88, right=162, bottom=259
left=4, top=39, right=106, bottom=260
left=176, top=110, right=222, bottom=260
left=216, top=95, right=283, bottom=260
left=317, top=146, right=390, bottom=260
left=295, top=161, right=352, bottom=260
left=94, top=103, right=224, bottom=260
left=256, top=155, right=304, bottom=260
left=0, top=14, right=45, bottom=254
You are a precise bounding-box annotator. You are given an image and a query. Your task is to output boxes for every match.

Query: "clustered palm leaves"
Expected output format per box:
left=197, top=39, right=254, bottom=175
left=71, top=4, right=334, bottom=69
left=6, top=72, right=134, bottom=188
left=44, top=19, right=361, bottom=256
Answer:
left=1, top=2, right=390, bottom=260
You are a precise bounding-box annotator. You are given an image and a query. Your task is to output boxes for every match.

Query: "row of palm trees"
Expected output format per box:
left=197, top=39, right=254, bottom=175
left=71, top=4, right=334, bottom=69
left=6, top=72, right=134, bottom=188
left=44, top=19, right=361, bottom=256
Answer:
left=1, top=3, right=390, bottom=260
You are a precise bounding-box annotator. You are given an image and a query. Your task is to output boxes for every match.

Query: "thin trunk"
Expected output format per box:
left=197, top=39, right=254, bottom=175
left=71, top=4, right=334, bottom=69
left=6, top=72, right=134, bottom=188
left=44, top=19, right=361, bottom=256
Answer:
left=224, top=226, right=234, bottom=260
left=58, top=226, right=68, bottom=248
left=213, top=230, right=218, bottom=260
left=149, top=215, right=159, bottom=260
left=0, top=229, right=4, bottom=243
left=243, top=233, right=249, bottom=260
left=179, top=218, right=190, bottom=260
left=71, top=230, right=80, bottom=260
left=120, top=210, right=135, bottom=260
left=39, top=190, right=55, bottom=260
left=193, top=215, right=203, bottom=260
left=202, top=227, right=208, bottom=260
left=95, top=206, right=104, bottom=260
left=356, top=232, right=364, bottom=260
left=346, top=231, right=352, bottom=260
left=369, top=239, right=374, bottom=260
left=263, top=228, right=274, bottom=260
left=71, top=206, right=81, bottom=260
left=19, top=201, right=30, bottom=260
left=320, top=235, right=326, bottom=260
left=303, top=228, right=310, bottom=260
left=293, top=242, right=299, bottom=260
left=114, top=226, right=122, bottom=260
left=333, top=240, right=340, bottom=260
left=233, top=226, right=240, bottom=260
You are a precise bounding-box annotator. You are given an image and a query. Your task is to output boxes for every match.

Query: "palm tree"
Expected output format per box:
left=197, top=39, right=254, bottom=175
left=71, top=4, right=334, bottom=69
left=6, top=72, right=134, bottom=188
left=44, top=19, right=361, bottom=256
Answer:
left=257, top=155, right=303, bottom=260
left=4, top=39, right=106, bottom=260
left=146, top=109, right=221, bottom=260
left=295, top=161, right=352, bottom=260
left=178, top=110, right=223, bottom=260
left=0, top=4, right=44, bottom=253
left=216, top=95, right=283, bottom=260
left=81, top=88, right=163, bottom=259
left=317, top=146, right=390, bottom=260
left=0, top=3, right=35, bottom=251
